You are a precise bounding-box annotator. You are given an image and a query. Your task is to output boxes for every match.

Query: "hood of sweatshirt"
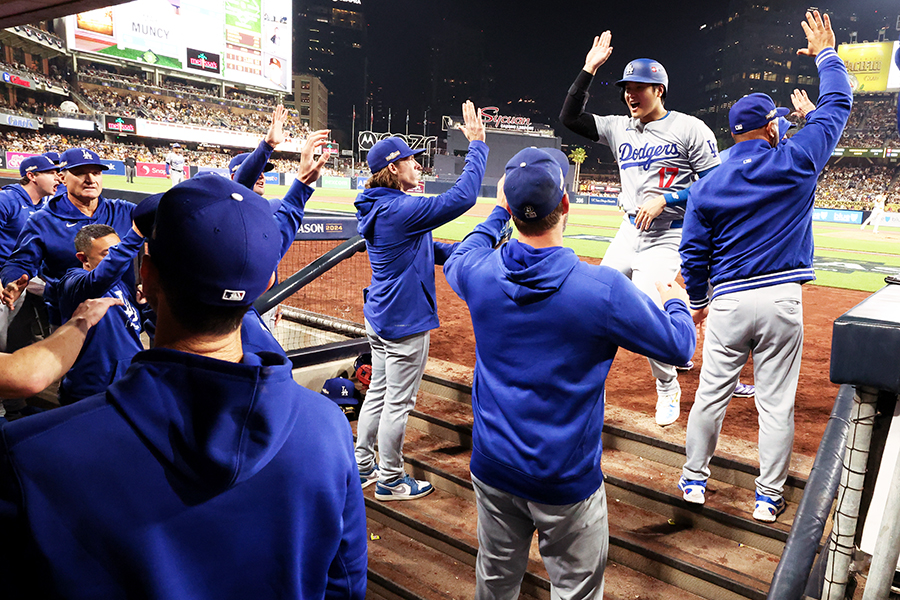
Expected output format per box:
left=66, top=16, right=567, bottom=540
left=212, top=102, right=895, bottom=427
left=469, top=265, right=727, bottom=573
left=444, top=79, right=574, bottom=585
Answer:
left=107, top=348, right=301, bottom=491
left=497, top=239, right=579, bottom=305
left=354, top=187, right=405, bottom=240
left=1, top=183, right=32, bottom=205
left=45, top=192, right=106, bottom=221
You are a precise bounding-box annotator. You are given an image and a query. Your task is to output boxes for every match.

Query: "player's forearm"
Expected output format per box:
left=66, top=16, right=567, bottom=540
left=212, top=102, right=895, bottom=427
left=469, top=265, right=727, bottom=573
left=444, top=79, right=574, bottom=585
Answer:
left=0, top=316, right=90, bottom=397
left=79, top=229, right=144, bottom=296
left=560, top=70, right=600, bottom=141
left=800, top=48, right=853, bottom=171
left=234, top=140, right=274, bottom=190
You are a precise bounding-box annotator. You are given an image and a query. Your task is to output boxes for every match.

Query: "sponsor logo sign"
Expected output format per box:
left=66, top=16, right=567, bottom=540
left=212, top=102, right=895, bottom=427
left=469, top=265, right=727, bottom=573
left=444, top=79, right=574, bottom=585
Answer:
left=812, top=209, right=863, bottom=225
left=6, top=151, right=39, bottom=170
left=1, top=112, right=39, bottom=130
left=137, top=162, right=169, bottom=178
left=1, top=72, right=32, bottom=88
left=104, top=115, right=137, bottom=134
left=187, top=48, right=221, bottom=74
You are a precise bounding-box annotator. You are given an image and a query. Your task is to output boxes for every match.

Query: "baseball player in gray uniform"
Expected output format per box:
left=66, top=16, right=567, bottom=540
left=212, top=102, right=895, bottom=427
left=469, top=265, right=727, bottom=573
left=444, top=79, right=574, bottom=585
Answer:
left=561, top=31, right=720, bottom=426
left=165, top=144, right=186, bottom=186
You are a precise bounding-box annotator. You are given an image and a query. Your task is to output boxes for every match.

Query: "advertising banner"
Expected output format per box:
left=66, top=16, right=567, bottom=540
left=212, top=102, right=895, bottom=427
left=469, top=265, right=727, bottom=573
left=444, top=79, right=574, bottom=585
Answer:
left=838, top=41, right=900, bottom=92
left=136, top=119, right=259, bottom=148
left=264, top=172, right=279, bottom=185
left=1, top=72, right=33, bottom=89
left=104, top=115, right=137, bottom=134
left=0, top=112, right=40, bottom=130
left=812, top=208, right=863, bottom=225
left=137, top=162, right=169, bottom=178
left=322, top=176, right=350, bottom=189
left=101, top=159, right=126, bottom=176
left=5, top=152, right=39, bottom=171
left=588, top=196, right=618, bottom=206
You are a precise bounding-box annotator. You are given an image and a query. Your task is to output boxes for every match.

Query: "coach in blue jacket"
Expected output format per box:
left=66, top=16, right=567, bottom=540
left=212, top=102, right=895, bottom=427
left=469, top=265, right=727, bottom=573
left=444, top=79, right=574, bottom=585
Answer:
left=0, top=147, right=134, bottom=328
left=678, top=11, right=852, bottom=523
left=354, top=100, right=486, bottom=501
left=0, top=175, right=367, bottom=599
left=444, top=147, right=695, bottom=598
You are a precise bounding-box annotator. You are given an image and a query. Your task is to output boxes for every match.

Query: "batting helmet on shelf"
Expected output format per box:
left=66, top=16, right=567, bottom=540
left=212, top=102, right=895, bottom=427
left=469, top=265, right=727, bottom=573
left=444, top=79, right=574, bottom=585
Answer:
left=354, top=353, right=372, bottom=387
left=616, top=58, right=668, bottom=94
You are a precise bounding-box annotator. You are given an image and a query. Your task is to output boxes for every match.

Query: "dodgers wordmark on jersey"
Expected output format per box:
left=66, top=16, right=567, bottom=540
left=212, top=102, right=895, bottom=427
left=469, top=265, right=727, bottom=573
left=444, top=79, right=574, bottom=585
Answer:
left=593, top=111, right=720, bottom=223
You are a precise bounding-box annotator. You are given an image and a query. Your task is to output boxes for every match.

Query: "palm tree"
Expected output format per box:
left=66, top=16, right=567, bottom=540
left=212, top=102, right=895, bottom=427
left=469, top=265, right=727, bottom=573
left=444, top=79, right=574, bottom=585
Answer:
left=568, top=147, right=587, bottom=192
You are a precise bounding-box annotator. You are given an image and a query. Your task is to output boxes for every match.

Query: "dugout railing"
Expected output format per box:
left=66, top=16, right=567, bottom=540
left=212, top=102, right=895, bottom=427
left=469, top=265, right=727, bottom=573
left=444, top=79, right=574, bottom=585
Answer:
left=768, top=282, right=900, bottom=600
left=253, top=210, right=371, bottom=368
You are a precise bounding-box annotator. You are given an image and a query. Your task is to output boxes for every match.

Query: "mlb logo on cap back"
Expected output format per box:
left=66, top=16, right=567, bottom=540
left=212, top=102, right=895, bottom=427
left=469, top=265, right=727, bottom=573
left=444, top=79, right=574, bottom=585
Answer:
left=504, top=147, right=570, bottom=222
left=148, top=173, right=281, bottom=307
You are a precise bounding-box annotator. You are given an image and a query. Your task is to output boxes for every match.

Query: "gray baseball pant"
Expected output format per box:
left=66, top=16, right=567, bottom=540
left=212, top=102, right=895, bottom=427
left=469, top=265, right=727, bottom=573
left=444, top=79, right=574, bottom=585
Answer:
left=355, top=319, right=429, bottom=484
left=683, top=282, right=803, bottom=498
left=473, top=475, right=608, bottom=600
left=602, top=218, right=682, bottom=393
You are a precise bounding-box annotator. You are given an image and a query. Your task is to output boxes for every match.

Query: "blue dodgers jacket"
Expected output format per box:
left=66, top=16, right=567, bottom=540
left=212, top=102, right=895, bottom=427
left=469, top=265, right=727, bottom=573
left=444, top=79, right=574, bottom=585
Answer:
left=0, top=349, right=368, bottom=600
left=444, top=206, right=695, bottom=505
left=0, top=193, right=135, bottom=324
left=680, top=48, right=852, bottom=309
left=0, top=184, right=45, bottom=264
left=356, top=140, right=487, bottom=340
left=58, top=228, right=145, bottom=405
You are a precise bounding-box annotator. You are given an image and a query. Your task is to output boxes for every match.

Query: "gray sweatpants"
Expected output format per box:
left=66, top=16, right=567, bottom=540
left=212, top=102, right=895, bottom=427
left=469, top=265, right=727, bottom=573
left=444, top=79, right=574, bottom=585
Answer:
left=602, top=218, right=682, bottom=392
left=683, top=282, right=803, bottom=498
left=473, top=475, right=608, bottom=600
left=354, top=319, right=429, bottom=484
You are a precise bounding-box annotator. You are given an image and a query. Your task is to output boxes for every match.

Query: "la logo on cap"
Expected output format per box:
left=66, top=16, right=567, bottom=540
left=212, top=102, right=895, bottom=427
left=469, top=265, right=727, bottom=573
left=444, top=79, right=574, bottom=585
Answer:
left=222, top=290, right=246, bottom=302
left=524, top=205, right=537, bottom=219
left=81, top=149, right=92, bottom=160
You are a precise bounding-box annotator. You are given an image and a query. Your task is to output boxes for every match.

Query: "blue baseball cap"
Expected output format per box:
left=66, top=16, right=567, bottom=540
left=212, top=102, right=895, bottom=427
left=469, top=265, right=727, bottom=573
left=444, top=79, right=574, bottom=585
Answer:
left=42, top=151, right=60, bottom=165
left=367, top=137, right=424, bottom=173
left=19, top=155, right=59, bottom=178
left=229, top=153, right=275, bottom=174
left=132, top=192, right=164, bottom=238
left=148, top=173, right=282, bottom=307
left=59, top=147, right=110, bottom=171
left=729, top=93, right=789, bottom=135
left=321, top=377, right=360, bottom=406
left=503, top=148, right=569, bottom=222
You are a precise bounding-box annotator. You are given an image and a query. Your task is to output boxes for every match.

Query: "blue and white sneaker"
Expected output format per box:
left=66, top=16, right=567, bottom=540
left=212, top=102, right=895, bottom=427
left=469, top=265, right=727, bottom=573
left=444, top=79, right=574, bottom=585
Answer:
left=360, top=466, right=379, bottom=489
left=733, top=382, right=755, bottom=398
left=678, top=476, right=707, bottom=505
left=374, top=474, right=434, bottom=501
left=753, top=492, right=786, bottom=522
left=655, top=384, right=681, bottom=427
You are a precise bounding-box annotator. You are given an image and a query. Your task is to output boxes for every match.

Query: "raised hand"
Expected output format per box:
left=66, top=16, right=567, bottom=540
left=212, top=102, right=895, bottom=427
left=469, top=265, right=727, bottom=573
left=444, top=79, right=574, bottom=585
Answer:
left=790, top=89, right=816, bottom=117
left=584, top=31, right=613, bottom=75
left=264, top=104, right=288, bottom=148
left=68, top=297, right=125, bottom=330
left=798, top=11, right=834, bottom=58
left=298, top=129, right=331, bottom=185
left=458, top=100, right=486, bottom=143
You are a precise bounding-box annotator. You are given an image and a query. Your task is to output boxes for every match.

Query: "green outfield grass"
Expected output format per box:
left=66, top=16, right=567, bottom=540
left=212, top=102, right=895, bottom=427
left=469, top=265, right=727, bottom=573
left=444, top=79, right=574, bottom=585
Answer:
left=63, top=174, right=900, bottom=294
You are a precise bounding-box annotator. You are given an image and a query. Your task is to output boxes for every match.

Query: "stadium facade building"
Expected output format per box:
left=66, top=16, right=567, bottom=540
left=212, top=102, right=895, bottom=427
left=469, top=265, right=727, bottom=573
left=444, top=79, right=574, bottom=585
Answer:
left=292, top=74, right=328, bottom=131
left=293, top=0, right=367, bottom=143
left=686, top=0, right=899, bottom=144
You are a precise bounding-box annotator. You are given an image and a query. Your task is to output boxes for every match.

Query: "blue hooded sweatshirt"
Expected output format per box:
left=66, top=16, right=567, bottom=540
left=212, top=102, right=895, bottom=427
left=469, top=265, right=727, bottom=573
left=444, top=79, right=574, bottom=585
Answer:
left=445, top=206, right=695, bottom=504
left=0, top=192, right=134, bottom=325
left=0, top=184, right=46, bottom=264
left=58, top=227, right=145, bottom=405
left=355, top=140, right=487, bottom=340
left=0, top=348, right=368, bottom=600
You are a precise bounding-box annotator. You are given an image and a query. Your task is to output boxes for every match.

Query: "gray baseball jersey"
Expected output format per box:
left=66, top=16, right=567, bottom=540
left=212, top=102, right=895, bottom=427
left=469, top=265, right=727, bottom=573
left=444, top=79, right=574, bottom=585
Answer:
left=165, top=152, right=185, bottom=173
left=593, top=111, right=720, bottom=224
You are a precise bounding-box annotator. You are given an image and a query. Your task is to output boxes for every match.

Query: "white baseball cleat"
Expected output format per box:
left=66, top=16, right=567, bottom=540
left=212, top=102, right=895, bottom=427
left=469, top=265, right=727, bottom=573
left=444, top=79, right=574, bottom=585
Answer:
left=655, top=388, right=681, bottom=427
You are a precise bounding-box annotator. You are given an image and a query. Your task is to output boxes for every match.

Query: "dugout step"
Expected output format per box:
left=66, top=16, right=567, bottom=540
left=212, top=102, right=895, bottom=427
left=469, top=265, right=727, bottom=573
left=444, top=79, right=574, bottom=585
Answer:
left=364, top=487, right=707, bottom=600
left=406, top=379, right=809, bottom=503
left=360, top=426, right=782, bottom=599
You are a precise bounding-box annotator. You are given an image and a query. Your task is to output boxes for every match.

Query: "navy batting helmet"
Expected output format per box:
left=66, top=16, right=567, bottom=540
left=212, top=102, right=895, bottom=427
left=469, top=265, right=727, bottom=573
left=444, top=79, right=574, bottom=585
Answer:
left=616, top=59, right=668, bottom=93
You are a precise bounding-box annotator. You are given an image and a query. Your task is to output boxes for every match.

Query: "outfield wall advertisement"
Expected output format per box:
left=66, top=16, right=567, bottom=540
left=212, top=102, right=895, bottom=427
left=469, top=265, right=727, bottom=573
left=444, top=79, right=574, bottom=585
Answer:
left=66, top=0, right=291, bottom=92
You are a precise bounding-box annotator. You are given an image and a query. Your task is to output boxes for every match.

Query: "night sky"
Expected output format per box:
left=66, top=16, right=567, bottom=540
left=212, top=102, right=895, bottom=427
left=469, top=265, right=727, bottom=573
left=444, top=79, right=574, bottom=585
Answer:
left=361, top=0, right=895, bottom=152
